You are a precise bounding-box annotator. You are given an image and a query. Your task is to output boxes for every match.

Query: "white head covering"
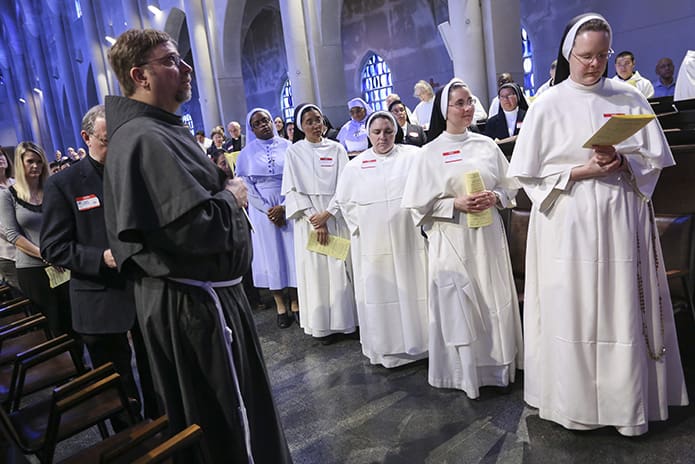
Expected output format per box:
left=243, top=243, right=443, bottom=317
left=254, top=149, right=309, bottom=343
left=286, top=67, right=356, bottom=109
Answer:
left=560, top=14, right=612, bottom=61
left=366, top=110, right=397, bottom=132
left=245, top=107, right=278, bottom=143
left=295, top=104, right=321, bottom=133
left=347, top=97, right=374, bottom=120
left=438, top=78, right=468, bottom=119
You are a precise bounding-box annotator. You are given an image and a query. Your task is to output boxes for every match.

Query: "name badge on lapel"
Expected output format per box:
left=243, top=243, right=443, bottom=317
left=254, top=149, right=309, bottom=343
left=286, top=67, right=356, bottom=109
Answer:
left=76, top=194, right=100, bottom=211
left=442, top=150, right=462, bottom=164
left=319, top=157, right=335, bottom=167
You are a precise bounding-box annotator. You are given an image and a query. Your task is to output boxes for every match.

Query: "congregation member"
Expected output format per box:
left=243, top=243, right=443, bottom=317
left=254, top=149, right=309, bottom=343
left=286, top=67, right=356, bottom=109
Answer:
left=401, top=79, right=523, bottom=399
left=224, top=120, right=246, bottom=152
left=40, top=104, right=158, bottom=428
left=413, top=80, right=435, bottom=129
left=284, top=120, right=295, bottom=141
left=653, top=57, right=676, bottom=97
left=274, top=116, right=286, bottom=138
left=206, top=126, right=226, bottom=159
left=388, top=99, right=427, bottom=147
left=0, top=142, right=75, bottom=337
left=104, top=29, right=291, bottom=463
left=195, top=130, right=212, bottom=152
left=509, top=13, right=688, bottom=436
left=674, top=50, right=695, bottom=101
left=535, top=60, right=557, bottom=96
left=236, top=108, right=298, bottom=328
left=613, top=50, right=655, bottom=98
left=337, top=97, right=372, bottom=157
left=386, top=93, right=418, bottom=124
left=0, top=148, right=17, bottom=288
left=487, top=73, right=514, bottom=118
left=484, top=83, right=528, bottom=141
left=334, top=111, right=428, bottom=367
left=282, top=103, right=358, bottom=344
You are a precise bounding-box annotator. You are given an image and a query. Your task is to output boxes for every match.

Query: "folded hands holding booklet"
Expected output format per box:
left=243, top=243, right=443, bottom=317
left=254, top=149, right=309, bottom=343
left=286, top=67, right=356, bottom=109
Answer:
left=306, top=230, right=351, bottom=261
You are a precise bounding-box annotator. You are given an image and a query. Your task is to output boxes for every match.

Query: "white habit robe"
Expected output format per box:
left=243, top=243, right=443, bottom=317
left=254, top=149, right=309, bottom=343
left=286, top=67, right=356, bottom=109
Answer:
left=674, top=50, right=695, bottom=101
left=401, top=131, right=523, bottom=399
left=508, top=77, right=688, bottom=436
left=281, top=138, right=357, bottom=337
left=334, top=144, right=428, bottom=368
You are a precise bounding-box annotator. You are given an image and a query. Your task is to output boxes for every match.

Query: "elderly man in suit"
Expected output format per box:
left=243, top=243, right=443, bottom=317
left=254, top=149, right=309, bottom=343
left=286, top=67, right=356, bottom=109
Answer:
left=40, top=104, right=157, bottom=429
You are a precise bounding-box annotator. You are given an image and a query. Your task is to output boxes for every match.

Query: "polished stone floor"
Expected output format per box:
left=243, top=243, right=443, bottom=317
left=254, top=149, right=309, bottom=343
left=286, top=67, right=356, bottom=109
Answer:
left=6, top=303, right=695, bottom=463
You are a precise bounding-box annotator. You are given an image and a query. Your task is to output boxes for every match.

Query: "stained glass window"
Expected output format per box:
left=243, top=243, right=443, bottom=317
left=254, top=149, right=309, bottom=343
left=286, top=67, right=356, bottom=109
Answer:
left=521, top=27, right=535, bottom=96
left=280, top=78, right=294, bottom=122
left=361, top=54, right=393, bottom=111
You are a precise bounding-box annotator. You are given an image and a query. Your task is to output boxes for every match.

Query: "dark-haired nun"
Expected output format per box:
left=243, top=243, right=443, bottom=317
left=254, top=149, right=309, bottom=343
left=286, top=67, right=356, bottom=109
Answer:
left=401, top=78, right=523, bottom=399
left=508, top=13, right=688, bottom=435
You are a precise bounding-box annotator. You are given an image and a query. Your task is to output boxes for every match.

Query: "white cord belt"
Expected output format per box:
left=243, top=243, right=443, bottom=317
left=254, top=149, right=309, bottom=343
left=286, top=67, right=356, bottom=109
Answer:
left=167, top=276, right=254, bottom=464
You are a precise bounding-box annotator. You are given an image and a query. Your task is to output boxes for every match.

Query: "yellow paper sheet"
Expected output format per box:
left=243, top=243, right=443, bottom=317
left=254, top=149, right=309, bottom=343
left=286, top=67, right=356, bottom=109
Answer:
left=306, top=230, right=351, bottom=261
left=224, top=151, right=241, bottom=176
left=582, top=114, right=656, bottom=148
left=45, top=266, right=70, bottom=289
left=463, top=171, right=493, bottom=228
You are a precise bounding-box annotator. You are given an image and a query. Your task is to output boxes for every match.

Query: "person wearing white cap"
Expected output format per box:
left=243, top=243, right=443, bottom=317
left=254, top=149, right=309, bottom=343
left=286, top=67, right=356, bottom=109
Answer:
left=509, top=13, right=688, bottom=436
left=337, top=97, right=373, bottom=158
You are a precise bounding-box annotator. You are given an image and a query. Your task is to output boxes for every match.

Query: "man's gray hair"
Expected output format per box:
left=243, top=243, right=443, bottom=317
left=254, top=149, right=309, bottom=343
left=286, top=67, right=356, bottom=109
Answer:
left=81, top=104, right=106, bottom=134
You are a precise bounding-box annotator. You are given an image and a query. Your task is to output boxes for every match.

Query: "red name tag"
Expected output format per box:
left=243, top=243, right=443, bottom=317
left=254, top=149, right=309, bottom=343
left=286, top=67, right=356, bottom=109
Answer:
left=75, top=194, right=100, bottom=211
left=442, top=150, right=462, bottom=163
left=319, top=157, right=334, bottom=167
left=603, top=113, right=625, bottom=118
left=361, top=159, right=377, bottom=169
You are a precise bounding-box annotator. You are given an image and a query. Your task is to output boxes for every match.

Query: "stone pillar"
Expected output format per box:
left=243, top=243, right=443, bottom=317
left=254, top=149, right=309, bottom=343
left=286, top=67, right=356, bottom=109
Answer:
left=447, top=0, right=488, bottom=103
left=180, top=0, right=222, bottom=131
left=301, top=0, right=347, bottom=126
left=279, top=0, right=316, bottom=108
left=480, top=0, right=523, bottom=101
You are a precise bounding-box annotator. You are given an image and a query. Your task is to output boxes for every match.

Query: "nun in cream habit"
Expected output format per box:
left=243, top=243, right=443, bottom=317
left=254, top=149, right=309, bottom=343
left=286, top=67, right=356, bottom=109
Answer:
left=334, top=111, right=428, bottom=368
left=508, top=13, right=688, bottom=436
left=401, top=79, right=523, bottom=399
left=281, top=104, right=358, bottom=339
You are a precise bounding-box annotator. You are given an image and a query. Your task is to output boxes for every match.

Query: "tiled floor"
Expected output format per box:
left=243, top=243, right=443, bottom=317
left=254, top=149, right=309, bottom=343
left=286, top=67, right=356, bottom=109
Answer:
left=8, top=303, right=695, bottom=464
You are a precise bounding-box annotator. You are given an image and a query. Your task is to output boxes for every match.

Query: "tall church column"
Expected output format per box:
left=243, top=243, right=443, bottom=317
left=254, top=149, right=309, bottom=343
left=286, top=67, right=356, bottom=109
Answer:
left=480, top=0, right=523, bottom=101
left=447, top=0, right=489, bottom=104
left=181, top=0, right=222, bottom=131
left=279, top=0, right=316, bottom=107
left=301, top=0, right=347, bottom=126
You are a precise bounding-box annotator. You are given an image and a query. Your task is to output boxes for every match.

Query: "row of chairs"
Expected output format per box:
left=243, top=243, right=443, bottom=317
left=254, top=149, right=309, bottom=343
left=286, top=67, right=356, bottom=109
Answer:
left=0, top=286, right=205, bottom=463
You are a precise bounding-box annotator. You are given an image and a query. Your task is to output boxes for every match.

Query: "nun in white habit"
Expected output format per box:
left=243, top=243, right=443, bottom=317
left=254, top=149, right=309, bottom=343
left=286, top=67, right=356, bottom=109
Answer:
left=334, top=111, right=428, bottom=368
left=401, top=79, right=523, bottom=399
left=337, top=97, right=373, bottom=157
left=236, top=108, right=298, bottom=328
left=508, top=13, right=688, bottom=435
left=281, top=104, right=358, bottom=341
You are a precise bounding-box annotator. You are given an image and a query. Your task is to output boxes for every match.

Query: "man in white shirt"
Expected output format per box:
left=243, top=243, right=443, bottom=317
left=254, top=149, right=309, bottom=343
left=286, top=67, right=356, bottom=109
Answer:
left=612, top=50, right=654, bottom=98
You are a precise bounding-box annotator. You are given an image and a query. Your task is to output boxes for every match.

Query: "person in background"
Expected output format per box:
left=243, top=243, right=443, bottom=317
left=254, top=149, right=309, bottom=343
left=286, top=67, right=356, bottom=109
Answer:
left=388, top=99, right=426, bottom=147
left=206, top=126, right=226, bottom=160
left=195, top=130, right=212, bottom=152
left=652, top=57, right=676, bottom=98
left=236, top=108, right=298, bottom=328
left=484, top=83, right=529, bottom=142
left=337, top=97, right=372, bottom=158
left=0, top=148, right=17, bottom=289
left=386, top=93, right=418, bottom=124
left=284, top=120, right=295, bottom=141
left=535, top=60, right=557, bottom=96
left=274, top=116, right=286, bottom=139
left=613, top=50, right=655, bottom=98
left=413, top=80, right=435, bottom=130
left=509, top=13, right=687, bottom=436
left=402, top=78, right=523, bottom=399
left=488, top=73, right=514, bottom=118
left=334, top=111, right=428, bottom=368
left=224, top=121, right=246, bottom=152
left=0, top=142, right=74, bottom=338
left=40, top=104, right=159, bottom=429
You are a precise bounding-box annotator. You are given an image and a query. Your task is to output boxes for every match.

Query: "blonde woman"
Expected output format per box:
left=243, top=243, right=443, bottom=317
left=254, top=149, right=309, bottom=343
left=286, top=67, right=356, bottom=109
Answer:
left=0, top=142, right=72, bottom=336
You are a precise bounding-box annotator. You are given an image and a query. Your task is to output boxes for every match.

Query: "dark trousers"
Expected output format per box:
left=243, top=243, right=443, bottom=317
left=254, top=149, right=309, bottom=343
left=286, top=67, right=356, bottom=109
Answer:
left=16, top=266, right=75, bottom=338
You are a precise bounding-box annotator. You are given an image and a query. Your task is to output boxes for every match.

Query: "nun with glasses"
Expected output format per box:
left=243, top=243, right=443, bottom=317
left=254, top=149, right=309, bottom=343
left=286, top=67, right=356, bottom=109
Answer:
left=236, top=108, right=298, bottom=328
left=508, top=13, right=688, bottom=435
left=483, top=83, right=529, bottom=142
left=401, top=79, right=523, bottom=399
left=334, top=111, right=428, bottom=368
left=281, top=103, right=358, bottom=343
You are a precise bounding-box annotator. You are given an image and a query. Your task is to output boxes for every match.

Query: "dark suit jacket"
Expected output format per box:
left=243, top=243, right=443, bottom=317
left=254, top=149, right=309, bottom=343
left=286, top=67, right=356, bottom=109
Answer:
left=484, top=108, right=527, bottom=140
left=402, top=123, right=427, bottom=147
left=40, top=157, right=135, bottom=334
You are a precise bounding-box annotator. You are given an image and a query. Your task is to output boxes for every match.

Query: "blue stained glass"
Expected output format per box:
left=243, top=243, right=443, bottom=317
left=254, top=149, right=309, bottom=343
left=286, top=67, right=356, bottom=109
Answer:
left=280, top=79, right=294, bottom=122
left=360, top=53, right=393, bottom=112
left=521, top=27, right=535, bottom=96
